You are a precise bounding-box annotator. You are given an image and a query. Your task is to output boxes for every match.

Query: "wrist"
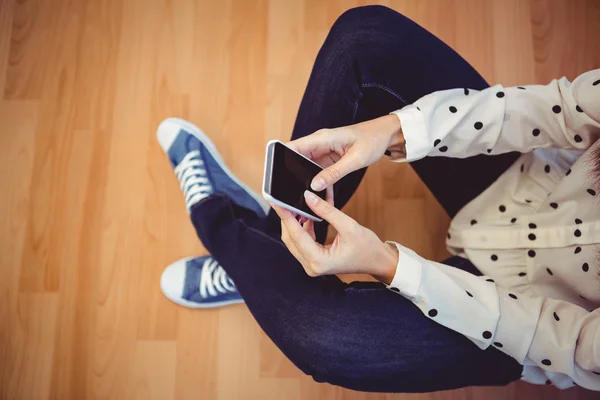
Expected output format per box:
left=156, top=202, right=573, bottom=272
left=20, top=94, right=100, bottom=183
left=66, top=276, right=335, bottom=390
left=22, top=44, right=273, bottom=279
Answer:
left=382, top=114, right=403, bottom=147
left=381, top=114, right=405, bottom=158
left=372, top=242, right=399, bottom=285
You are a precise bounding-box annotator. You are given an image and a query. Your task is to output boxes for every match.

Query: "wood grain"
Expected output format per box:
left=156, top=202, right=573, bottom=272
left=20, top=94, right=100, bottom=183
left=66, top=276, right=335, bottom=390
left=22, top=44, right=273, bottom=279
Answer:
left=1, top=0, right=599, bottom=399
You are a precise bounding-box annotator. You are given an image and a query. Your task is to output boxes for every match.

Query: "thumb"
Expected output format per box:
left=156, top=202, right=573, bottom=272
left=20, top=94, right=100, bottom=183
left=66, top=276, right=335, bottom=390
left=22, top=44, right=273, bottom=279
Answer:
left=303, top=190, right=357, bottom=232
left=311, top=152, right=361, bottom=191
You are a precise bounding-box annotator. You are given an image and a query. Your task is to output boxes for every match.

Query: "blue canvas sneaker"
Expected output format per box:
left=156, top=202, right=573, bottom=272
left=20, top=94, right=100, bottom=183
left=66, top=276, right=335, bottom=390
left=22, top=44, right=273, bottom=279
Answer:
left=160, top=256, right=244, bottom=308
left=156, top=117, right=269, bottom=214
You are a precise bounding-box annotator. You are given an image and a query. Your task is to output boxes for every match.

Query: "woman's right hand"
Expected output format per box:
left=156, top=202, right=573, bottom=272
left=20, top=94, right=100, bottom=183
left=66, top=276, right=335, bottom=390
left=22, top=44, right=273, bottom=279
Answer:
left=287, top=114, right=404, bottom=191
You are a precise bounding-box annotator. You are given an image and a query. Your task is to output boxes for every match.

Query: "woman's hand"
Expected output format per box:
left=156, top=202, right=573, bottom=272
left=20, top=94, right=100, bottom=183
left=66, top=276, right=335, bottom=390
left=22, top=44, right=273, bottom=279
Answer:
left=271, top=190, right=399, bottom=283
left=287, top=114, right=404, bottom=191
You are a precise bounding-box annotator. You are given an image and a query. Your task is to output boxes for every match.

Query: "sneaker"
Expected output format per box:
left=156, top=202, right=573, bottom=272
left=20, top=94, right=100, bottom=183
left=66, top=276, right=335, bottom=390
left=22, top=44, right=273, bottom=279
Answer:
left=160, top=255, right=244, bottom=308
left=156, top=117, right=270, bottom=214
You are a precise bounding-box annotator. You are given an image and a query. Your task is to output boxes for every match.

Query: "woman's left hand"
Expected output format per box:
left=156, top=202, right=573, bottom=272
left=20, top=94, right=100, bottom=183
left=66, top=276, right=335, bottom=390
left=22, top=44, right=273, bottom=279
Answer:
left=271, top=190, right=399, bottom=282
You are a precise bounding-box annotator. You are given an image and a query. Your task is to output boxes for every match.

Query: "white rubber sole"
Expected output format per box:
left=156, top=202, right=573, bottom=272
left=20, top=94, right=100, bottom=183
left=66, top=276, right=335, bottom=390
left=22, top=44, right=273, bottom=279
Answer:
left=160, top=256, right=245, bottom=309
left=157, top=117, right=270, bottom=216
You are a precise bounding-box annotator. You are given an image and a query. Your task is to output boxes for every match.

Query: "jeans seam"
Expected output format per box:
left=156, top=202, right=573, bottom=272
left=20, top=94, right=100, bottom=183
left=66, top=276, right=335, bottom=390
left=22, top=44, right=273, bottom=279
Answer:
left=360, top=82, right=409, bottom=105
left=351, top=91, right=363, bottom=122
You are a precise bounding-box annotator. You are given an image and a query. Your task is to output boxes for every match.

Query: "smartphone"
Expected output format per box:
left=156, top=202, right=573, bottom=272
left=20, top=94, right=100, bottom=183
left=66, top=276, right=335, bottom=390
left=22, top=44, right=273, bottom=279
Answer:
left=262, top=140, right=327, bottom=222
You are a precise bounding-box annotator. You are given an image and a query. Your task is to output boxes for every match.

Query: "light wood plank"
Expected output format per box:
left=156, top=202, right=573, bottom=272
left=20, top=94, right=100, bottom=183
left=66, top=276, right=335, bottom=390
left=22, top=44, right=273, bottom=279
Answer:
left=134, top=341, right=176, bottom=400
left=1, top=0, right=599, bottom=399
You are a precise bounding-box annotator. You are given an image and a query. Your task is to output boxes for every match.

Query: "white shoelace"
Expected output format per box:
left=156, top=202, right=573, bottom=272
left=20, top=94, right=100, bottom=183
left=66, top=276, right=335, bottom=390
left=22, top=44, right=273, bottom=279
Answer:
left=174, top=150, right=212, bottom=210
left=199, top=258, right=237, bottom=298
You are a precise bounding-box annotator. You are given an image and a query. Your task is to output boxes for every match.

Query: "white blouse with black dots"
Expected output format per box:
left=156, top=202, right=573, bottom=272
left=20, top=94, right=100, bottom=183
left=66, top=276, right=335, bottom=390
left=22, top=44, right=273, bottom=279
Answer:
left=386, top=69, right=600, bottom=390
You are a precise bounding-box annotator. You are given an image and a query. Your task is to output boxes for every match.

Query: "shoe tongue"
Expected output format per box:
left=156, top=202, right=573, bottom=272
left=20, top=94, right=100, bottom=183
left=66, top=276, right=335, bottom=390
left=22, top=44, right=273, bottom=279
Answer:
left=181, top=259, right=205, bottom=299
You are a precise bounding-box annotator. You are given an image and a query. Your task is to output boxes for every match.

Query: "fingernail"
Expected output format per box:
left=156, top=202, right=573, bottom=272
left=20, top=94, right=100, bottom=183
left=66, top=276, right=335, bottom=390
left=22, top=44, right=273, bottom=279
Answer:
left=311, top=177, right=326, bottom=191
left=304, top=190, right=318, bottom=205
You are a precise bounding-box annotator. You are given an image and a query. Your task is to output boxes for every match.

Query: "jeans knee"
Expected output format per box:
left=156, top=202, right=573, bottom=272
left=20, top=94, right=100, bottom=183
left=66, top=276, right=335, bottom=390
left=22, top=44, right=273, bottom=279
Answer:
left=324, top=5, right=404, bottom=57
left=334, top=5, right=396, bottom=26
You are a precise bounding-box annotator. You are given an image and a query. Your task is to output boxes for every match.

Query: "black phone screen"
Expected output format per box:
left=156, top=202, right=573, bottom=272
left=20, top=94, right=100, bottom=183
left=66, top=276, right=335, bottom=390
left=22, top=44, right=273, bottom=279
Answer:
left=270, top=142, right=326, bottom=218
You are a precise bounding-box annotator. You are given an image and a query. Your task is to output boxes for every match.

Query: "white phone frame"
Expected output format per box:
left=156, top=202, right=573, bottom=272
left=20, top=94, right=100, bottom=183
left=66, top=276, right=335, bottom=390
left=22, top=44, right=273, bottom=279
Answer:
left=262, top=139, right=324, bottom=222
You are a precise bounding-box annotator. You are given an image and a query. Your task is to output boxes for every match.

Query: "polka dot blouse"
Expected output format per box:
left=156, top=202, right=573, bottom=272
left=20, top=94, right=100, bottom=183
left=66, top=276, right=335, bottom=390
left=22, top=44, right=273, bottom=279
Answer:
left=386, top=69, right=600, bottom=391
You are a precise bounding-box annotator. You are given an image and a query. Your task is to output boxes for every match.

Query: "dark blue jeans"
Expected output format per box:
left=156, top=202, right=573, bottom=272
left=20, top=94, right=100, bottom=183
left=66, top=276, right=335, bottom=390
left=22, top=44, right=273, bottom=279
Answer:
left=191, top=6, right=523, bottom=393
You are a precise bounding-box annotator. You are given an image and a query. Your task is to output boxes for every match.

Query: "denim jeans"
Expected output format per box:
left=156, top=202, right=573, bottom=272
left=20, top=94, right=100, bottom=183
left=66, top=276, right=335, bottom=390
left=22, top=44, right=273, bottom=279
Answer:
left=191, top=5, right=523, bottom=393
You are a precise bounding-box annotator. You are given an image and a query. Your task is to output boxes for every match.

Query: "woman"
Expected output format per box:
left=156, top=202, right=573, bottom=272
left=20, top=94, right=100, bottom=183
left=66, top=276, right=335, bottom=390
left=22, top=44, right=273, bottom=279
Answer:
left=157, top=5, right=600, bottom=392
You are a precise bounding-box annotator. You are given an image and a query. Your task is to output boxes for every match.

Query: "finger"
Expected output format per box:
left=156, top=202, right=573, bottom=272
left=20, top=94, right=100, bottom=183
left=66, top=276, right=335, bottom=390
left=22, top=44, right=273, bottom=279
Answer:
left=311, top=150, right=362, bottom=191
left=286, top=129, right=332, bottom=159
left=298, top=216, right=308, bottom=225
left=303, top=219, right=316, bottom=241
left=326, top=185, right=334, bottom=206
left=281, top=220, right=306, bottom=262
left=279, top=207, right=322, bottom=261
left=303, top=190, right=357, bottom=233
left=271, top=204, right=294, bottom=220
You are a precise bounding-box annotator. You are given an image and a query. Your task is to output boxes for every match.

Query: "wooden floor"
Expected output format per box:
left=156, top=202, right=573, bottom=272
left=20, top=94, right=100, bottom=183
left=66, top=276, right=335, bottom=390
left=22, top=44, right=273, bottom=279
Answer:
left=1, top=0, right=599, bottom=399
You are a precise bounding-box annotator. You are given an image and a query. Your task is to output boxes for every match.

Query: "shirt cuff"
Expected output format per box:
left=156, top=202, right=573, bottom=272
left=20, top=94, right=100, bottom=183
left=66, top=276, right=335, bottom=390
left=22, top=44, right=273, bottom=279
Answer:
left=385, top=241, right=423, bottom=298
left=389, top=106, right=429, bottom=162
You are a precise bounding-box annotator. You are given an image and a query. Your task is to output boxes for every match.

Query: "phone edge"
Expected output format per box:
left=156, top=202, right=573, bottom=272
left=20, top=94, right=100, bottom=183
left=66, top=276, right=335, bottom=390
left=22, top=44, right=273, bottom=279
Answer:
left=262, top=140, right=323, bottom=222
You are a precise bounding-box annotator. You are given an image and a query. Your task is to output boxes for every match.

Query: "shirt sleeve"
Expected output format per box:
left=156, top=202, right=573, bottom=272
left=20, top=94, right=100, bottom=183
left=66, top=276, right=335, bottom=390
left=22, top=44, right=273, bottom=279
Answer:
left=387, top=69, right=600, bottom=162
left=385, top=241, right=600, bottom=391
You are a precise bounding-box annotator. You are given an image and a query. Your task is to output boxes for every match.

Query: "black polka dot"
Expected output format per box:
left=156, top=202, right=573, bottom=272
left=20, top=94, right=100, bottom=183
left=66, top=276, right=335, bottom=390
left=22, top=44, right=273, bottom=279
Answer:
left=474, top=122, right=483, bottom=130
left=416, top=106, right=421, bottom=111
left=466, top=291, right=473, bottom=297
left=546, top=380, right=552, bottom=385
left=576, top=105, right=583, bottom=113
left=439, top=146, right=448, bottom=152
left=574, top=246, right=581, bottom=254
left=582, top=262, right=589, bottom=272
left=575, top=218, right=582, bottom=224
left=493, top=342, right=503, bottom=348
left=447, top=232, right=451, bottom=239
left=587, top=188, right=596, bottom=196
left=520, top=164, right=524, bottom=173
left=518, top=272, right=527, bottom=277
left=552, top=105, right=562, bottom=114
left=464, top=88, right=470, bottom=95
left=470, top=219, right=477, bottom=225
left=428, top=309, right=438, bottom=317
left=482, top=331, right=492, bottom=339
left=553, top=312, right=559, bottom=321
left=511, top=218, right=517, bottom=223
left=550, top=202, right=558, bottom=209
left=544, top=165, right=550, bottom=173
left=508, top=293, right=518, bottom=299
left=574, top=229, right=581, bottom=237
left=532, top=128, right=540, bottom=137
left=593, top=79, right=600, bottom=86
left=528, top=233, right=536, bottom=241
left=592, top=371, right=600, bottom=376
left=529, top=223, right=537, bottom=229
left=574, top=135, right=583, bottom=143
left=541, top=359, right=552, bottom=366
left=491, top=254, right=498, bottom=261
left=496, top=91, right=505, bottom=98
left=525, top=199, right=532, bottom=203
left=499, top=205, right=506, bottom=212
left=486, top=149, right=492, bottom=153
left=486, top=278, right=495, bottom=283
left=434, top=139, right=441, bottom=147
left=517, top=86, right=526, bottom=90
left=546, top=268, right=553, bottom=276
left=449, top=106, right=457, bottom=113
left=566, top=168, right=571, bottom=176
left=528, top=250, right=536, bottom=258
left=389, top=287, right=400, bottom=293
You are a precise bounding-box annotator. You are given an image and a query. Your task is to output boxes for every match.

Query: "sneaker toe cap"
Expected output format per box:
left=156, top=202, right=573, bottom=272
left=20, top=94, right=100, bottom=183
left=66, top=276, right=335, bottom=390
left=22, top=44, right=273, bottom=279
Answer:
left=160, top=260, right=187, bottom=301
left=156, top=118, right=184, bottom=152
